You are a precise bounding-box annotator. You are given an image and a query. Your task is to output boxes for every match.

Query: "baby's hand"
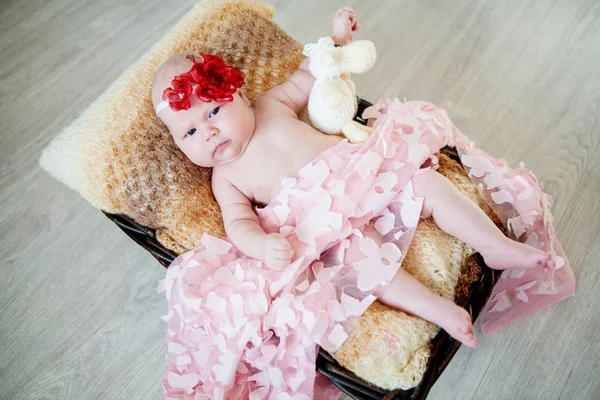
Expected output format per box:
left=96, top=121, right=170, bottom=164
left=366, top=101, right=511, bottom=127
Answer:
left=332, top=7, right=360, bottom=46
left=262, top=233, right=294, bottom=270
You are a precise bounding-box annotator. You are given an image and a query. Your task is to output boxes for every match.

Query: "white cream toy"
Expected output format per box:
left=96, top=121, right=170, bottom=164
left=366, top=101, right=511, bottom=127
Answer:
left=303, top=36, right=377, bottom=143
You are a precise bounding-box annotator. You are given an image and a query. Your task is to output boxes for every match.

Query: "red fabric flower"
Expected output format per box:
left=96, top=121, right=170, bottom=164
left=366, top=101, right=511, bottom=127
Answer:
left=162, top=76, right=194, bottom=111
left=161, top=54, right=245, bottom=112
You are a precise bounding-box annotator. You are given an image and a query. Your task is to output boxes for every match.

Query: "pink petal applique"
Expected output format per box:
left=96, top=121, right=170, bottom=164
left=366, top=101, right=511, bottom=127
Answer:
left=357, top=171, right=398, bottom=217
left=341, top=292, right=366, bottom=318
left=354, top=238, right=402, bottom=292
left=214, top=267, right=242, bottom=286
left=288, top=369, right=306, bottom=393
left=515, top=281, right=538, bottom=303
left=230, top=294, right=247, bottom=331
left=361, top=104, right=384, bottom=120
left=521, top=210, right=539, bottom=226
left=167, top=371, right=201, bottom=393
left=393, top=161, right=405, bottom=170
left=384, top=139, right=398, bottom=159
left=327, top=299, right=347, bottom=322
left=176, top=355, right=191, bottom=368
left=212, top=348, right=238, bottom=384
left=525, top=232, right=544, bottom=250
left=400, top=197, right=423, bottom=229
left=272, top=203, right=291, bottom=226
left=327, top=324, right=349, bottom=348
left=206, top=292, right=227, bottom=314
left=328, top=178, right=346, bottom=196
left=249, top=387, right=269, bottom=400
left=509, top=268, right=526, bottom=279
left=483, top=165, right=507, bottom=189
left=281, top=177, right=297, bottom=187
left=491, top=189, right=515, bottom=205
left=302, top=159, right=331, bottom=187
left=489, top=290, right=511, bottom=313
left=554, top=256, right=565, bottom=270
left=401, top=130, right=430, bottom=166
left=329, top=154, right=345, bottom=173
left=375, top=210, right=395, bottom=235
left=276, top=308, right=297, bottom=328
left=425, top=121, right=440, bottom=138
left=294, top=194, right=342, bottom=253
left=280, top=226, right=294, bottom=236
left=254, top=345, right=278, bottom=369
left=517, top=179, right=533, bottom=201
left=168, top=342, right=187, bottom=355
left=508, top=216, right=528, bottom=238
left=295, top=278, right=310, bottom=292
left=355, top=152, right=383, bottom=180
left=461, top=154, right=494, bottom=178
left=200, top=234, right=232, bottom=254
left=310, top=310, right=330, bottom=341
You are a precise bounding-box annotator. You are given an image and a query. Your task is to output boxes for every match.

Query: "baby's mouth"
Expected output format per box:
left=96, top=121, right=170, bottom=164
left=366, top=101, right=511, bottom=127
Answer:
left=214, top=140, right=230, bottom=155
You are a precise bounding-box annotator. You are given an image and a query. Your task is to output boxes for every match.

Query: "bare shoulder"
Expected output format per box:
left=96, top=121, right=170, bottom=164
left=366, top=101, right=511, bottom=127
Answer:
left=257, top=89, right=297, bottom=117
left=212, top=168, right=239, bottom=201
left=260, top=59, right=314, bottom=115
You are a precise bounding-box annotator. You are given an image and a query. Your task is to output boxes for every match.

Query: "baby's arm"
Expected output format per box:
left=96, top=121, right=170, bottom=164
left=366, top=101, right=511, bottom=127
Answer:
left=212, top=176, right=293, bottom=269
left=266, top=7, right=359, bottom=114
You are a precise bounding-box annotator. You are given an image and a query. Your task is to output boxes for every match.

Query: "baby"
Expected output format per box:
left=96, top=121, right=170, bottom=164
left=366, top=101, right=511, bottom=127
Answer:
left=152, top=8, right=553, bottom=348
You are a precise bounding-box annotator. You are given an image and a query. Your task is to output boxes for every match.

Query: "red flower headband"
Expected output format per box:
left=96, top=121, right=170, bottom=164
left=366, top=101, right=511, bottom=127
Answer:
left=155, top=54, right=245, bottom=114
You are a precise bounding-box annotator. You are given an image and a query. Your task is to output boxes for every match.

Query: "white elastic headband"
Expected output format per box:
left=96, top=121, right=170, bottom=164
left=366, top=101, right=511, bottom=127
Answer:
left=156, top=89, right=190, bottom=115
left=155, top=101, right=169, bottom=115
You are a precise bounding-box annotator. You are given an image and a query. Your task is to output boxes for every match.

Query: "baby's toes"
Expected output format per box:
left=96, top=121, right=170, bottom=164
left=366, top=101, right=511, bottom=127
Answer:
left=337, top=7, right=350, bottom=16
left=460, top=324, right=473, bottom=335
left=535, top=252, right=550, bottom=266
left=467, top=334, right=478, bottom=348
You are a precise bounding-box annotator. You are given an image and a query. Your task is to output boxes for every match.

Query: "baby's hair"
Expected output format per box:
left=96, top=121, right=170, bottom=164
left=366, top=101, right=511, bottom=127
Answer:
left=151, top=53, right=198, bottom=111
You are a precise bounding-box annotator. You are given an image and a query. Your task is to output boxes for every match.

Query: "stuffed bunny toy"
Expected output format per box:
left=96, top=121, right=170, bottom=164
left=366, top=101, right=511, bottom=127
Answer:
left=303, top=36, right=377, bottom=143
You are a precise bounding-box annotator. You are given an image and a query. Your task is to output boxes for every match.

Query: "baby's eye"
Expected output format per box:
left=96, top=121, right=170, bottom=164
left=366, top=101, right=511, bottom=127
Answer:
left=209, top=107, right=220, bottom=118
left=186, top=128, right=196, bottom=137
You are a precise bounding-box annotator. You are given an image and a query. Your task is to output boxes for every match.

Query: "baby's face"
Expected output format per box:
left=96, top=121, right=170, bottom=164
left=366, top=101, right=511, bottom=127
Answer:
left=158, top=90, right=255, bottom=167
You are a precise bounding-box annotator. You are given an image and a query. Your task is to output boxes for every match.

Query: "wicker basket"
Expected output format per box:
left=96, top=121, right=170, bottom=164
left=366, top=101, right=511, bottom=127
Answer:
left=104, top=98, right=500, bottom=399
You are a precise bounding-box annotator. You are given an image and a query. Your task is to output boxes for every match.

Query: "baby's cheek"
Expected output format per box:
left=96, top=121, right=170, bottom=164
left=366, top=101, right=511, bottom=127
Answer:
left=182, top=145, right=208, bottom=167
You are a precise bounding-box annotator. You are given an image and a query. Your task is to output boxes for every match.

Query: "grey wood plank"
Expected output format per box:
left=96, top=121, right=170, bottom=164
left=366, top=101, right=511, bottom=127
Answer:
left=1, top=1, right=599, bottom=399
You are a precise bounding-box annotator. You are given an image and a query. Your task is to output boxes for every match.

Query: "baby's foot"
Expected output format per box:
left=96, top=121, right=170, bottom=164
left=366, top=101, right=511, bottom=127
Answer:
left=482, top=238, right=555, bottom=271
left=434, top=298, right=477, bottom=348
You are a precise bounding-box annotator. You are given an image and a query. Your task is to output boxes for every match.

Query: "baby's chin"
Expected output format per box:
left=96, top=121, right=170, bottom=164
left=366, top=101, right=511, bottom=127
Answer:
left=215, top=139, right=251, bottom=166
left=192, top=151, right=239, bottom=168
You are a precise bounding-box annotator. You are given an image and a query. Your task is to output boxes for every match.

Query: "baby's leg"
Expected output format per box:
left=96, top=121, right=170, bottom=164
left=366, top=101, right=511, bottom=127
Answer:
left=379, top=268, right=477, bottom=347
left=415, top=171, right=554, bottom=271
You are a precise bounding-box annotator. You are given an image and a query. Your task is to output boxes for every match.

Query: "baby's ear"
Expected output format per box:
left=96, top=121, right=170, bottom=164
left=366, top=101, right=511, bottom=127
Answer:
left=317, top=36, right=335, bottom=47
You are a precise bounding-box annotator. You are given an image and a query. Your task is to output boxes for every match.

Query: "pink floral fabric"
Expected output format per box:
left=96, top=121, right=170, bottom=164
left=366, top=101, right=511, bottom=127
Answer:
left=453, top=135, right=576, bottom=335
left=158, top=99, right=574, bottom=399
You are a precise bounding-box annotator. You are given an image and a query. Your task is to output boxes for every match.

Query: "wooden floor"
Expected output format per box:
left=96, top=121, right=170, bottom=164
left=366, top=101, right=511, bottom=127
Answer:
left=1, top=0, right=599, bottom=399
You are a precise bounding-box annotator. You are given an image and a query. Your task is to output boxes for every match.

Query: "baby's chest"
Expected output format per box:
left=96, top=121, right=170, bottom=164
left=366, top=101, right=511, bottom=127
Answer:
left=237, top=141, right=325, bottom=203
left=241, top=149, right=303, bottom=201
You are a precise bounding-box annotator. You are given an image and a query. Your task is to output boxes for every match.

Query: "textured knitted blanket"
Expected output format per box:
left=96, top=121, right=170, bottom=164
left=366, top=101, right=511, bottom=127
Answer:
left=158, top=100, right=574, bottom=399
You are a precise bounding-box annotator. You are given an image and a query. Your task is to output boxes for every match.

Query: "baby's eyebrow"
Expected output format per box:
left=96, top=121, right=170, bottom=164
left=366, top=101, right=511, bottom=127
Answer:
left=169, top=121, right=192, bottom=139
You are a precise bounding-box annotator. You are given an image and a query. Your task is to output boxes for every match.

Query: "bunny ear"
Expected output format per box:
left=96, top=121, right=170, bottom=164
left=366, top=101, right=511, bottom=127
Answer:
left=303, top=43, right=316, bottom=58
left=318, top=36, right=335, bottom=47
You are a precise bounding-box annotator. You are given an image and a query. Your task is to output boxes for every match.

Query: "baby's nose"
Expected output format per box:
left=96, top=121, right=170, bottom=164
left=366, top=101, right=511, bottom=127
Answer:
left=203, top=127, right=219, bottom=141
